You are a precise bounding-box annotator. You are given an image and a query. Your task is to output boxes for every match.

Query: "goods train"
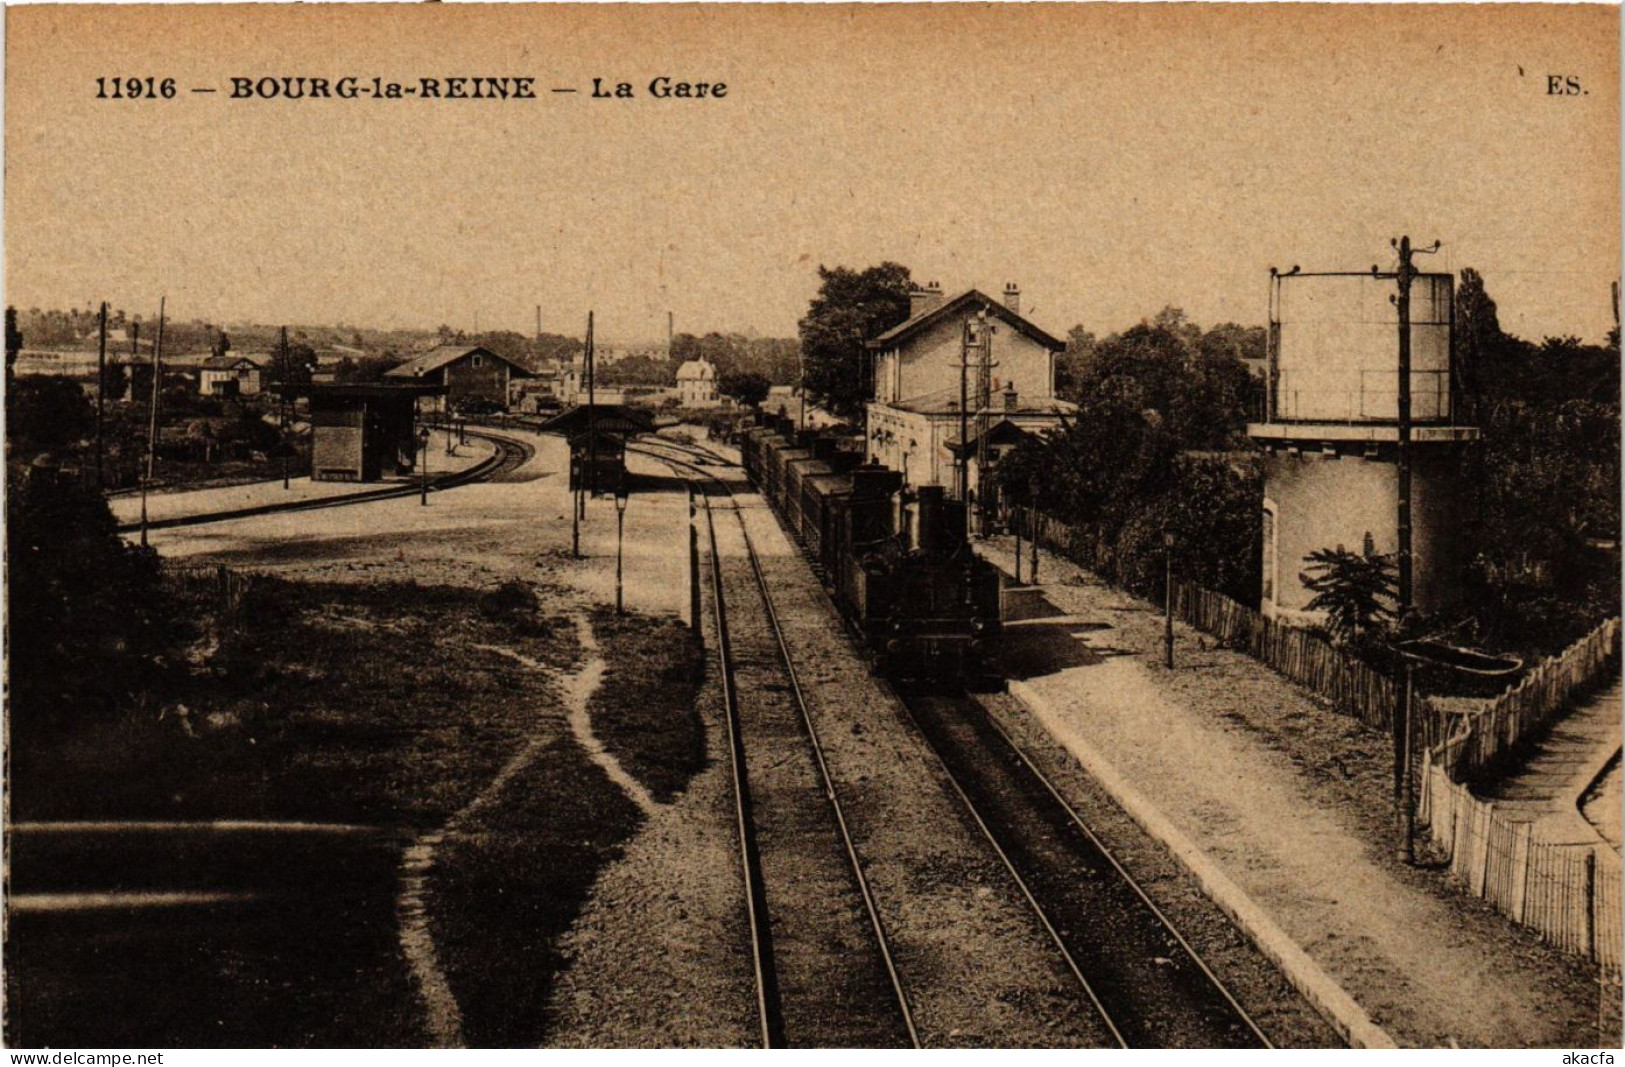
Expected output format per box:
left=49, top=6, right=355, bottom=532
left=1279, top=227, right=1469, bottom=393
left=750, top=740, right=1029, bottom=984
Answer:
left=740, top=414, right=1004, bottom=682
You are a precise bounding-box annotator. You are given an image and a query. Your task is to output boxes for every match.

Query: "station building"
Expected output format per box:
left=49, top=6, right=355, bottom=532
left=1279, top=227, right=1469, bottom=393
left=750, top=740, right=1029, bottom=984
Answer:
left=199, top=355, right=264, bottom=397
left=307, top=382, right=444, bottom=482
left=864, top=282, right=1073, bottom=512
left=385, top=344, right=534, bottom=412
left=1247, top=270, right=1479, bottom=623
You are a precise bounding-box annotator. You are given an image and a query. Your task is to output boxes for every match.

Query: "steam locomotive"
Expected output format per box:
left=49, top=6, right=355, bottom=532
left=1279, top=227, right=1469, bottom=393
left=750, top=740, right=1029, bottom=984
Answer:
left=740, top=414, right=1004, bottom=681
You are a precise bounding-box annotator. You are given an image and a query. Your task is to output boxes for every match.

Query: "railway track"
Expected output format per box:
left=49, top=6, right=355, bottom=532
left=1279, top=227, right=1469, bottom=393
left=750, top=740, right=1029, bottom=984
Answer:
left=115, top=430, right=533, bottom=534
left=896, top=687, right=1274, bottom=1048
left=639, top=433, right=1281, bottom=1049
left=629, top=440, right=917, bottom=1048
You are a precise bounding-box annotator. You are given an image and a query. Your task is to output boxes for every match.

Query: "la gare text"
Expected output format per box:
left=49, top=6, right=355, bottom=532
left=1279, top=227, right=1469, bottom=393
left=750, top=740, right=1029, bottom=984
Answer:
left=94, top=76, right=727, bottom=101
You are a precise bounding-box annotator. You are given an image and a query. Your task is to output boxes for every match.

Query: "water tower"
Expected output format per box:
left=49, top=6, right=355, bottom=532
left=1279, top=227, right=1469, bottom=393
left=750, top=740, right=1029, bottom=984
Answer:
left=1247, top=260, right=1479, bottom=623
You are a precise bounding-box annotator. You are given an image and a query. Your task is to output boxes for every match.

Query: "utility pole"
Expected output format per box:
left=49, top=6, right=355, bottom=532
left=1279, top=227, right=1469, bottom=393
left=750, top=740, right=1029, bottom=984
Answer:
left=975, top=310, right=996, bottom=537
left=798, top=347, right=807, bottom=432
left=586, top=310, right=597, bottom=498
left=958, top=319, right=971, bottom=507
left=95, top=302, right=107, bottom=490
left=1014, top=503, right=1024, bottom=584
left=1392, top=234, right=1439, bottom=865
left=140, top=297, right=166, bottom=547
left=279, top=326, right=291, bottom=489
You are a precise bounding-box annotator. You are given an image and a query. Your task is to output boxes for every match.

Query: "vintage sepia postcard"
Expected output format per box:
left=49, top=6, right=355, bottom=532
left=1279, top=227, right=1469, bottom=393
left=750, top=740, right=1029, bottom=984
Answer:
left=3, top=2, right=1620, bottom=1052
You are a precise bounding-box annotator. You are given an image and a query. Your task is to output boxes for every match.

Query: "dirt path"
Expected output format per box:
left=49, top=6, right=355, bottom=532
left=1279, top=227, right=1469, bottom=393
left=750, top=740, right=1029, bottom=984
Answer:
left=477, top=619, right=654, bottom=816
left=397, top=620, right=608, bottom=1047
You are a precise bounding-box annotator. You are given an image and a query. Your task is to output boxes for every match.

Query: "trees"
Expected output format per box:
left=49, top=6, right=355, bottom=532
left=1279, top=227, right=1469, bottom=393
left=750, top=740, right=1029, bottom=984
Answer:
left=7, top=397, right=180, bottom=740
left=797, top=262, right=913, bottom=420
left=334, top=354, right=404, bottom=384
left=264, top=341, right=318, bottom=394
left=1453, top=268, right=1621, bottom=651
left=7, top=376, right=93, bottom=456
left=719, top=370, right=771, bottom=408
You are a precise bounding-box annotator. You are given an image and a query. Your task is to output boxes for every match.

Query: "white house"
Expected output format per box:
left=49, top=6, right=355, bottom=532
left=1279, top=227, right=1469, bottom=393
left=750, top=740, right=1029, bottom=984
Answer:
left=864, top=282, right=1073, bottom=509
left=676, top=358, right=718, bottom=407
left=199, top=355, right=263, bottom=397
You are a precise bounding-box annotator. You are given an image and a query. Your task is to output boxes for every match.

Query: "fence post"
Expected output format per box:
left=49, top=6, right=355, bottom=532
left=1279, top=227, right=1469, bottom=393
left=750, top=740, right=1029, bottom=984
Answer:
left=1586, top=848, right=1598, bottom=962
left=688, top=486, right=701, bottom=635
left=1511, top=821, right=1532, bottom=923
left=1473, top=802, right=1495, bottom=898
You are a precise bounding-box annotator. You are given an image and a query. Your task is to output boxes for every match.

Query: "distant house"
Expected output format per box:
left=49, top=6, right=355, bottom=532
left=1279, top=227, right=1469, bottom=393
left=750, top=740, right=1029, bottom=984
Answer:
left=385, top=344, right=533, bottom=411
left=199, top=355, right=263, bottom=397
left=865, top=282, right=1073, bottom=512
left=676, top=358, right=718, bottom=407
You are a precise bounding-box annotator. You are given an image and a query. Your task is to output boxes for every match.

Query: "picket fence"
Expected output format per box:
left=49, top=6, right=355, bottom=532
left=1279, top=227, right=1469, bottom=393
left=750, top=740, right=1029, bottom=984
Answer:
left=160, top=561, right=255, bottom=615
left=1172, top=579, right=1396, bottom=730
left=1421, top=759, right=1621, bottom=972
left=1427, top=618, right=1621, bottom=782
left=1417, top=615, right=1623, bottom=973
left=1021, top=511, right=1397, bottom=730
left=1022, top=510, right=1624, bottom=971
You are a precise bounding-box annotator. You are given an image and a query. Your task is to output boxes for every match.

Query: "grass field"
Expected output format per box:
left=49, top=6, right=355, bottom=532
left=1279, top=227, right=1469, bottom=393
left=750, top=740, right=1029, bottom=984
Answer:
left=7, top=576, right=705, bottom=1047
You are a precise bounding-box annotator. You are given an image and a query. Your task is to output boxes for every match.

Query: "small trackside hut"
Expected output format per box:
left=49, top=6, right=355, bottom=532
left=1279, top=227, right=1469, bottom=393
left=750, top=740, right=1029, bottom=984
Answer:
left=306, top=382, right=444, bottom=482
left=541, top=403, right=655, bottom=494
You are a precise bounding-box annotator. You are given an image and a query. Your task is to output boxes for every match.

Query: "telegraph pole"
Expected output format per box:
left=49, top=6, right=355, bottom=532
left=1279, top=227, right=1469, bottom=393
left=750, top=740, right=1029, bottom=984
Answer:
left=95, top=302, right=107, bottom=490
left=1392, top=234, right=1439, bottom=865
left=279, top=326, right=291, bottom=489
left=140, top=297, right=166, bottom=547
left=975, top=310, right=996, bottom=537
left=586, top=310, right=597, bottom=498
left=958, top=319, right=971, bottom=506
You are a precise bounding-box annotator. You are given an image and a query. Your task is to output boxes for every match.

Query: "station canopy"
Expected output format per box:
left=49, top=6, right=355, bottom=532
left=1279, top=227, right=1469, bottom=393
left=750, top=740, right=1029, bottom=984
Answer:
left=542, top=403, right=656, bottom=441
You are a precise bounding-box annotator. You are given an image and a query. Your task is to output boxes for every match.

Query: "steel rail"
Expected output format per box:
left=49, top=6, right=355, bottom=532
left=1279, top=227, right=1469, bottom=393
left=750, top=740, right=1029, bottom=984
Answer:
left=630, top=439, right=919, bottom=1049
left=723, top=432, right=1277, bottom=1050
left=731, top=484, right=922, bottom=1050
left=969, top=700, right=1275, bottom=1048
left=696, top=479, right=781, bottom=1048
left=891, top=693, right=1128, bottom=1047
left=114, top=430, right=531, bottom=533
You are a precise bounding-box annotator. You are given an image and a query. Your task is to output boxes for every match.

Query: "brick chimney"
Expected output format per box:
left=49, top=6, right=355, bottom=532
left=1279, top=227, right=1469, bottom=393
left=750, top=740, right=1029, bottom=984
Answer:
left=909, top=281, right=945, bottom=319
left=1003, top=381, right=1019, bottom=412
left=1003, top=282, right=1022, bottom=315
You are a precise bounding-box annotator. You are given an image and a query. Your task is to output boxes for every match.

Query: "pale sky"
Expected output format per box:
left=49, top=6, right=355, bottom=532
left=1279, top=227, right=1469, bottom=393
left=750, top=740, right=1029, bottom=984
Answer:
left=6, top=4, right=1619, bottom=344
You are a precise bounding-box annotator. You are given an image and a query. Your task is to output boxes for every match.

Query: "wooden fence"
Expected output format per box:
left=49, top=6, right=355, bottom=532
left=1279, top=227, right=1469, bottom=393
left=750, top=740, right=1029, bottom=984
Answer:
left=1026, top=510, right=1623, bottom=970
left=1417, top=615, right=1623, bottom=973
left=1025, top=512, right=1397, bottom=728
left=1172, top=580, right=1396, bottom=730
left=160, top=561, right=255, bottom=616
left=1427, top=618, right=1621, bottom=782
left=1421, top=761, right=1621, bottom=972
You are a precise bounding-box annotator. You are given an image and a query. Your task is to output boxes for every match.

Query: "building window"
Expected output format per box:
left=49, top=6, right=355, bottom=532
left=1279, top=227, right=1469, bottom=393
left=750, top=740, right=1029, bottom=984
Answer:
left=472, top=355, right=484, bottom=369
left=1261, top=503, right=1277, bottom=602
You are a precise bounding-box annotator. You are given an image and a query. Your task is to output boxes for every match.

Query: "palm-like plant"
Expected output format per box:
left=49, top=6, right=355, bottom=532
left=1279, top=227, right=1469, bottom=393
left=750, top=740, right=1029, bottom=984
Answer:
left=1299, top=540, right=1397, bottom=646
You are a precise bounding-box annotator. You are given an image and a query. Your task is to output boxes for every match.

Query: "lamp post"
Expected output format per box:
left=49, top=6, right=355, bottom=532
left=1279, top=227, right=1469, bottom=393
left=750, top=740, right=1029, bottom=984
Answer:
left=1014, top=493, right=1024, bottom=585
left=614, top=477, right=630, bottom=615
left=417, top=426, right=431, bottom=505
left=1163, top=528, right=1176, bottom=669
left=1028, top=477, right=1041, bottom=583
